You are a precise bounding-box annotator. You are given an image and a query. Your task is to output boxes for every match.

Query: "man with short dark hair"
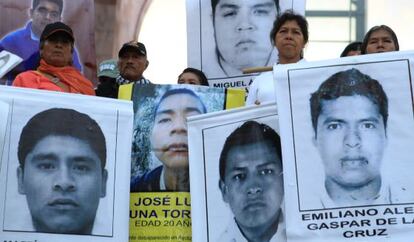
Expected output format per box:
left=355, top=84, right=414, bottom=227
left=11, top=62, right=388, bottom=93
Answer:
left=218, top=120, right=285, bottom=242
left=211, top=0, right=280, bottom=77
left=310, top=68, right=405, bottom=207
left=17, top=108, right=107, bottom=234
left=131, top=88, right=206, bottom=192
left=0, top=0, right=82, bottom=84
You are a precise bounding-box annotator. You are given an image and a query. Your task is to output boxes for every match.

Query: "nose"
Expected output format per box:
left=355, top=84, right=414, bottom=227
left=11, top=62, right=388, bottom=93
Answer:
left=344, top=128, right=361, bottom=148
left=171, top=116, right=187, bottom=134
left=236, top=12, right=254, bottom=32
left=53, top=167, right=76, bottom=192
left=246, top=176, right=262, bottom=196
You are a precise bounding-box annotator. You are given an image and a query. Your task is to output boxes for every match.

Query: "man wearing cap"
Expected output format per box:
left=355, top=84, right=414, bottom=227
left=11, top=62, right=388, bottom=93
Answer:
left=116, top=41, right=151, bottom=86
left=12, top=22, right=94, bottom=95
left=95, top=59, right=119, bottom=98
left=0, top=0, right=82, bottom=84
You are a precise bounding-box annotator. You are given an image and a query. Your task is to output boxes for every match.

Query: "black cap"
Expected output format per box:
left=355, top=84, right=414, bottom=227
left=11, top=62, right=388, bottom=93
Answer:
left=118, top=41, right=146, bottom=57
left=40, top=22, right=74, bottom=42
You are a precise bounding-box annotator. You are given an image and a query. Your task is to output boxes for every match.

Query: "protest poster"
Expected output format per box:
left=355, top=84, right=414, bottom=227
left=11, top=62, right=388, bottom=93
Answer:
left=274, top=51, right=414, bottom=242
left=186, top=0, right=305, bottom=90
left=0, top=86, right=133, bottom=242
left=188, top=103, right=284, bottom=242
left=128, top=84, right=245, bottom=242
left=0, top=100, right=9, bottom=171
left=0, top=50, right=23, bottom=79
left=0, top=0, right=96, bottom=84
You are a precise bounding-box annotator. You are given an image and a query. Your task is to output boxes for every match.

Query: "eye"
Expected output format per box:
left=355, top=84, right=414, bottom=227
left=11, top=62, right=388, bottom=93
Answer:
left=232, top=173, right=246, bottom=181
left=37, top=163, right=55, bottom=170
left=259, top=168, right=274, bottom=176
left=326, top=122, right=341, bottom=130
left=221, top=9, right=237, bottom=18
left=253, top=8, right=270, bottom=16
left=361, top=122, right=376, bottom=129
left=73, top=164, right=91, bottom=173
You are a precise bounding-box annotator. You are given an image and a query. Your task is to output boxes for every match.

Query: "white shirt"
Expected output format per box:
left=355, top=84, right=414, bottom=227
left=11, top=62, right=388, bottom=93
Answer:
left=246, top=59, right=306, bottom=106
left=310, top=178, right=410, bottom=209
left=218, top=214, right=286, bottom=242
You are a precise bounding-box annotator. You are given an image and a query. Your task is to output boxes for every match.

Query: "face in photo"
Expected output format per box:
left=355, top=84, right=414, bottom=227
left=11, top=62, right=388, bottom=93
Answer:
left=314, top=95, right=387, bottom=188
left=220, top=141, right=283, bottom=230
left=17, top=135, right=107, bottom=234
left=150, top=92, right=206, bottom=170
left=212, top=0, right=277, bottom=74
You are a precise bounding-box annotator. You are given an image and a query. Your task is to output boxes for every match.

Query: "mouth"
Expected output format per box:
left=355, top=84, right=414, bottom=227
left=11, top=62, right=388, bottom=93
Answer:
left=48, top=198, right=79, bottom=208
left=244, top=201, right=267, bottom=211
left=236, top=39, right=255, bottom=48
left=166, top=143, right=188, bottom=152
left=340, top=157, right=368, bottom=169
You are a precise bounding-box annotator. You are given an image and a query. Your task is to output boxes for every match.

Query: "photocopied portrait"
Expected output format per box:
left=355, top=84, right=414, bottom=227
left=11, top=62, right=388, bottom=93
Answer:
left=218, top=120, right=285, bottom=242
left=15, top=108, right=107, bottom=235
left=276, top=57, right=414, bottom=212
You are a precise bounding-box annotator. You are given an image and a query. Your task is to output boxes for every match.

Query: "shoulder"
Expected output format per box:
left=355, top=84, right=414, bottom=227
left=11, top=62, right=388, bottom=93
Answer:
left=131, top=166, right=163, bottom=192
left=13, top=71, right=42, bottom=87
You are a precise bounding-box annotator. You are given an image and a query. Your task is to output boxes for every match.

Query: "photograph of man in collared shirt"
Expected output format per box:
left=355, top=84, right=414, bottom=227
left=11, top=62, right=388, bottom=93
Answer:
left=309, top=68, right=406, bottom=208
left=218, top=121, right=285, bottom=242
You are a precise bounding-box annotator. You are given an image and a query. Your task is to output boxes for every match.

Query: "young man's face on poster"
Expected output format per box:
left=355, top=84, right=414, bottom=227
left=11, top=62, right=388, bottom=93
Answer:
left=17, top=135, right=107, bottom=234
left=220, top=141, right=283, bottom=230
left=150, top=92, right=206, bottom=169
left=213, top=0, right=277, bottom=72
left=30, top=0, right=62, bottom=35
left=314, top=95, right=387, bottom=188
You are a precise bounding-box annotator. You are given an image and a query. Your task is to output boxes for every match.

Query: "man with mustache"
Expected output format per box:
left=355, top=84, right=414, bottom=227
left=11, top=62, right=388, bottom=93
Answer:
left=218, top=121, right=285, bottom=242
left=310, top=68, right=405, bottom=208
left=116, top=41, right=151, bottom=91
left=131, top=88, right=206, bottom=192
left=211, top=0, right=280, bottom=77
left=16, top=108, right=107, bottom=234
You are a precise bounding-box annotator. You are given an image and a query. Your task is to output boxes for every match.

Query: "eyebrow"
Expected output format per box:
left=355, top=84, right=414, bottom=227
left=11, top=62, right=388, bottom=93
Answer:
left=31, top=153, right=97, bottom=163
left=156, top=107, right=203, bottom=116
left=219, top=2, right=275, bottom=10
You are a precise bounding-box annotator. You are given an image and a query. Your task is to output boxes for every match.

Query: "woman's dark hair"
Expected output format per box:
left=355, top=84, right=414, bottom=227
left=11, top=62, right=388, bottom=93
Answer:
left=270, top=10, right=309, bottom=46
left=361, top=25, right=399, bottom=54
left=340, top=41, right=362, bottom=57
left=178, top=68, right=209, bottom=86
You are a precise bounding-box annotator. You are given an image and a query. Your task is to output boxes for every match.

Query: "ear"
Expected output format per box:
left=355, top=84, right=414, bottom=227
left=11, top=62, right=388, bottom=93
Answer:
left=100, top=169, right=108, bottom=197
left=145, top=60, right=149, bottom=69
left=29, top=8, right=34, bottom=19
left=219, top=180, right=229, bottom=203
left=17, top=166, right=26, bottom=195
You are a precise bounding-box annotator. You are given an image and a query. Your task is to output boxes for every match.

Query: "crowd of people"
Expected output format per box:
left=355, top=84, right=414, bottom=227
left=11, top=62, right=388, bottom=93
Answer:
left=0, top=6, right=400, bottom=101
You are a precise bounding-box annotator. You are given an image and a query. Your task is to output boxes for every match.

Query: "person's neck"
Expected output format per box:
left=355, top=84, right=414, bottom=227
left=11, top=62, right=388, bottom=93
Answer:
left=30, top=24, right=42, bottom=39
left=163, top=166, right=189, bottom=191
left=238, top=210, right=280, bottom=242
left=325, top=176, right=382, bottom=206
left=278, top=56, right=301, bottom=64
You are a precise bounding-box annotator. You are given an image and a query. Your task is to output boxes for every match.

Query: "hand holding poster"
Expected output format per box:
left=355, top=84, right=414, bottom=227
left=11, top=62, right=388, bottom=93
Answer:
left=0, top=86, right=133, bottom=242
left=274, top=51, right=414, bottom=241
left=188, top=103, right=285, bottom=242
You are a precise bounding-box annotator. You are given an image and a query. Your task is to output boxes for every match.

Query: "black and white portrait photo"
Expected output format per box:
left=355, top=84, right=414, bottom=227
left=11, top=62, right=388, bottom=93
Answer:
left=274, top=51, right=414, bottom=241
left=188, top=104, right=284, bottom=242
left=0, top=87, right=133, bottom=242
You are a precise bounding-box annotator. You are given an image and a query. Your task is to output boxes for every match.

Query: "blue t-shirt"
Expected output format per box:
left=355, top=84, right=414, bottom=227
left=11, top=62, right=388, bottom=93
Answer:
left=0, top=21, right=82, bottom=85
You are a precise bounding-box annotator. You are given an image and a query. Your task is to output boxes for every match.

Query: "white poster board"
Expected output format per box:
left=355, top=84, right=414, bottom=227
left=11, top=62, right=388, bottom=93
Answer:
left=275, top=51, right=414, bottom=242
left=0, top=86, right=133, bottom=242
left=188, top=103, right=284, bottom=242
